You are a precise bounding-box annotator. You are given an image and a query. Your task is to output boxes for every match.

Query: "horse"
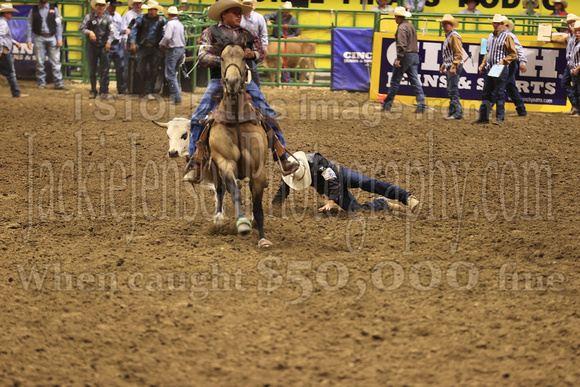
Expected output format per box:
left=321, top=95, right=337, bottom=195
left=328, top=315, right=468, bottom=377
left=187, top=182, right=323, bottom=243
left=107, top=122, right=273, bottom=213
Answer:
left=203, top=38, right=272, bottom=248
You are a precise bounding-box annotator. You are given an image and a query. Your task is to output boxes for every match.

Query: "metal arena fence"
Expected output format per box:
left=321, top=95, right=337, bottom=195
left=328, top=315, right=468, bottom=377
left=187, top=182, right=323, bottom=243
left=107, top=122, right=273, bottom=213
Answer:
left=10, top=1, right=568, bottom=91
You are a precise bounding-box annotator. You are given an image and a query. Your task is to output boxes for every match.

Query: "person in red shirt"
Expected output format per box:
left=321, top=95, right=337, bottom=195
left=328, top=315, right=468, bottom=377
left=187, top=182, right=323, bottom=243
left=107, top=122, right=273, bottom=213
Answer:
left=551, top=0, right=568, bottom=16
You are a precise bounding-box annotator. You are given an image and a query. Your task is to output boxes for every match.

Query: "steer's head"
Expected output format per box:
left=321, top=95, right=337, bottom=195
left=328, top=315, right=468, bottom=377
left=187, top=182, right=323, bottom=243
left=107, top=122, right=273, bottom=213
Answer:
left=153, top=118, right=191, bottom=158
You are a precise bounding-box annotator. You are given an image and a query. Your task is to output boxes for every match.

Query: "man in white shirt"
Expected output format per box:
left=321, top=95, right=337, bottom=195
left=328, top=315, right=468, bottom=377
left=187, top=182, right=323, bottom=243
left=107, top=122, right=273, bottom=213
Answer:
left=106, top=1, right=127, bottom=95
left=240, top=0, right=268, bottom=87
left=159, top=6, right=185, bottom=104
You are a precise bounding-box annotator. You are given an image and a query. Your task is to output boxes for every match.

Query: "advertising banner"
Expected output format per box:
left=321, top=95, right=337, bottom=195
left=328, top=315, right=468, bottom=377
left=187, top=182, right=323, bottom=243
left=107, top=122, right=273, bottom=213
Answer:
left=370, top=33, right=570, bottom=112
left=331, top=28, right=374, bottom=91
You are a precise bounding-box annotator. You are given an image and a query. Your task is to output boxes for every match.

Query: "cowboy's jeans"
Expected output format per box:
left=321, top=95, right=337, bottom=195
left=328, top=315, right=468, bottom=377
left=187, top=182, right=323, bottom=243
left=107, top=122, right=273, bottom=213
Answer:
left=382, top=52, right=426, bottom=113
left=0, top=53, right=21, bottom=97
left=165, top=47, right=184, bottom=103
left=479, top=65, right=509, bottom=122
left=446, top=64, right=463, bottom=119
left=33, top=35, right=63, bottom=87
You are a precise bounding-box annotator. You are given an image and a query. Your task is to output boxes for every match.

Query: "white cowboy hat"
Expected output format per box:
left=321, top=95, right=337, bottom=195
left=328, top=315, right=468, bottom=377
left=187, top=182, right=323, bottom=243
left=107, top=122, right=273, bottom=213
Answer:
left=436, top=14, right=459, bottom=28
left=489, top=14, right=507, bottom=24
left=208, top=0, right=251, bottom=22
left=0, top=3, right=19, bottom=13
left=522, top=0, right=539, bottom=8
left=142, top=0, right=163, bottom=12
left=502, top=16, right=515, bottom=31
left=553, top=0, right=567, bottom=9
left=392, top=6, right=412, bottom=18
left=282, top=1, right=293, bottom=9
left=166, top=6, right=180, bottom=15
left=282, top=152, right=312, bottom=191
left=241, top=0, right=258, bottom=7
left=181, top=0, right=188, bottom=3
left=562, top=13, right=577, bottom=22
left=91, top=0, right=109, bottom=9
left=128, top=0, right=144, bottom=7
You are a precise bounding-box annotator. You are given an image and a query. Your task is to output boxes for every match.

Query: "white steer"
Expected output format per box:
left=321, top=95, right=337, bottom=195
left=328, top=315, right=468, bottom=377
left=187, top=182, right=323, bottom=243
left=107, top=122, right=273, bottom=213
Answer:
left=153, top=118, right=224, bottom=223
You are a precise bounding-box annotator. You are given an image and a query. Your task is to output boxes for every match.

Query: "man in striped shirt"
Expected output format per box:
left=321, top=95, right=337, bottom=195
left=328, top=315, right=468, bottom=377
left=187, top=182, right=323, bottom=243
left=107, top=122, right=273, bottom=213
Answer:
left=570, top=24, right=580, bottom=118
left=552, top=14, right=578, bottom=114
left=472, top=14, right=517, bottom=125
left=438, top=14, right=463, bottom=120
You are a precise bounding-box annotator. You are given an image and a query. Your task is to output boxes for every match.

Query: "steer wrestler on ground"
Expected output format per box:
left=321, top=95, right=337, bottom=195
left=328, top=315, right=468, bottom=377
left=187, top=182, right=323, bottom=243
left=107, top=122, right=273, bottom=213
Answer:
left=273, top=152, right=420, bottom=214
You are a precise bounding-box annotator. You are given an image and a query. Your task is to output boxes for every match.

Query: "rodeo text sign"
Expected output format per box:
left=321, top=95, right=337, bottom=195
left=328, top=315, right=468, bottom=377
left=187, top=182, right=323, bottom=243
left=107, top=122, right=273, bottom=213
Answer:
left=370, top=34, right=569, bottom=111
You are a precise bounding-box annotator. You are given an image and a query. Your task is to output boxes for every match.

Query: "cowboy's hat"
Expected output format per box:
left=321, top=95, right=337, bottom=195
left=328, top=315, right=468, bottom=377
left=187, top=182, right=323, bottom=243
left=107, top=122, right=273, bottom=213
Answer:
left=208, top=0, right=251, bottom=21
left=392, top=6, right=412, bottom=18
left=241, top=0, right=258, bottom=8
left=143, top=0, right=163, bottom=12
left=436, top=14, right=459, bottom=28
left=282, top=152, right=312, bottom=191
left=282, top=1, right=293, bottom=9
left=91, top=0, right=109, bottom=9
left=562, top=13, right=577, bottom=23
left=502, top=16, right=515, bottom=31
left=0, top=3, right=19, bottom=13
left=553, top=0, right=567, bottom=9
left=128, top=0, right=144, bottom=7
left=489, top=14, right=508, bottom=24
left=166, top=6, right=180, bottom=15
left=522, top=0, right=539, bottom=8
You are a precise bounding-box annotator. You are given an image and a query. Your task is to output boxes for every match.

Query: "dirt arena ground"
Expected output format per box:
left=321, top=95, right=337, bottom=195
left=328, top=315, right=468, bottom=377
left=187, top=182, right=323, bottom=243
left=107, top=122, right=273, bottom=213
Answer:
left=1, top=79, right=579, bottom=386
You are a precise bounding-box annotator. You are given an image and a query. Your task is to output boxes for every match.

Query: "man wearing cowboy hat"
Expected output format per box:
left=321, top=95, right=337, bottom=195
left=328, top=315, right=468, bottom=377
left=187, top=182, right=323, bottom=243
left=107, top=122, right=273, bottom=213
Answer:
left=437, top=14, right=463, bottom=120
left=0, top=3, right=28, bottom=97
left=552, top=14, right=579, bottom=113
left=26, top=0, right=67, bottom=90
left=122, top=0, right=143, bottom=93
left=568, top=23, right=580, bottom=117
left=240, top=0, right=268, bottom=87
left=381, top=7, right=426, bottom=114
left=472, top=14, right=517, bottom=125
left=128, top=1, right=166, bottom=99
left=159, top=6, right=185, bottom=105
left=370, top=0, right=394, bottom=13
left=106, top=1, right=127, bottom=96
left=458, top=0, right=482, bottom=14
left=264, top=1, right=300, bottom=39
left=551, top=0, right=567, bottom=17
left=520, top=0, right=540, bottom=16
left=501, top=17, right=528, bottom=117
left=183, top=0, right=298, bottom=183
left=272, top=152, right=419, bottom=214
left=79, top=0, right=114, bottom=99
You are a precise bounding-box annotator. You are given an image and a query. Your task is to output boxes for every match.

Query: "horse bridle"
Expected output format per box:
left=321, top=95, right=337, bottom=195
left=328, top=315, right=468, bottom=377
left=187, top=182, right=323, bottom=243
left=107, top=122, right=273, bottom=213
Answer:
left=222, top=61, right=246, bottom=96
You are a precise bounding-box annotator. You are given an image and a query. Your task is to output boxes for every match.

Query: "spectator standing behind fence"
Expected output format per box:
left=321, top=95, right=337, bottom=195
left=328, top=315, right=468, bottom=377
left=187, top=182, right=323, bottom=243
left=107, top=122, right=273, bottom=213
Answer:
left=129, top=1, right=166, bottom=100
left=159, top=6, right=185, bottom=105
left=552, top=14, right=578, bottom=114
left=106, top=1, right=127, bottom=96
left=502, top=17, right=528, bottom=117
left=569, top=24, right=580, bottom=118
left=122, top=0, right=143, bottom=92
left=382, top=7, right=425, bottom=114
left=264, top=1, right=299, bottom=39
left=370, top=0, right=394, bottom=13
left=26, top=0, right=67, bottom=90
left=1, top=3, right=28, bottom=98
left=405, top=0, right=425, bottom=12
left=472, top=14, right=517, bottom=125
left=437, top=15, right=463, bottom=120
left=458, top=0, right=482, bottom=14
left=241, top=0, right=267, bottom=87
left=79, top=0, right=113, bottom=99
left=551, top=0, right=567, bottom=17
left=520, top=0, right=540, bottom=16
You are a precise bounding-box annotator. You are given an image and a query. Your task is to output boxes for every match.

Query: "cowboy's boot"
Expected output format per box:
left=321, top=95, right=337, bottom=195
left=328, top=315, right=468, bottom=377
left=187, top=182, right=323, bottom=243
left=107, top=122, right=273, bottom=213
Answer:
left=272, top=139, right=299, bottom=175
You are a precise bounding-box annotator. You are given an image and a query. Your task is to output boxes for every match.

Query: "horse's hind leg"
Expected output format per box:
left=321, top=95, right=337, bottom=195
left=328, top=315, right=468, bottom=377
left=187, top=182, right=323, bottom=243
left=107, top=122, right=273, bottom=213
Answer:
left=252, top=189, right=272, bottom=248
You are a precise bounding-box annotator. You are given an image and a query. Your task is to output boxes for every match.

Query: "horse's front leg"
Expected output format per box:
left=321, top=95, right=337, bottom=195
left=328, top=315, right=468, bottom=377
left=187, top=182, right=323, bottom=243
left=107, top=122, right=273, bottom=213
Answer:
left=252, top=189, right=272, bottom=248
left=222, top=173, right=251, bottom=235
left=210, top=163, right=225, bottom=224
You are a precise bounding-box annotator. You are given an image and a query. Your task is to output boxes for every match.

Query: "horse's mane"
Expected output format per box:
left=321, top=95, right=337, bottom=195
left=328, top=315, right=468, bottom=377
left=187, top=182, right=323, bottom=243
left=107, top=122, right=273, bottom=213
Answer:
left=211, top=33, right=247, bottom=56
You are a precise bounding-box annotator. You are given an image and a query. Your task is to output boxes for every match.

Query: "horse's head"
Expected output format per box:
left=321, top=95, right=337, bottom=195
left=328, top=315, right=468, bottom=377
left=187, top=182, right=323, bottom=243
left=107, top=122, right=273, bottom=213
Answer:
left=216, top=35, right=248, bottom=96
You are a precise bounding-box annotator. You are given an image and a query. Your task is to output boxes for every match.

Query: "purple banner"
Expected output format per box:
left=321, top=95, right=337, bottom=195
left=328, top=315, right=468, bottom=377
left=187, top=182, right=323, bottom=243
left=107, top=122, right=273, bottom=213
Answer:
left=331, top=28, right=374, bottom=91
left=377, top=36, right=568, bottom=106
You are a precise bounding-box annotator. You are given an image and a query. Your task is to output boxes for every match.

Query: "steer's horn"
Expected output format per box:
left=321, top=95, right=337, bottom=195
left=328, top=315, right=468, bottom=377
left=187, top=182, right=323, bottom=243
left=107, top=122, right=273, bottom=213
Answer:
left=152, top=120, right=169, bottom=128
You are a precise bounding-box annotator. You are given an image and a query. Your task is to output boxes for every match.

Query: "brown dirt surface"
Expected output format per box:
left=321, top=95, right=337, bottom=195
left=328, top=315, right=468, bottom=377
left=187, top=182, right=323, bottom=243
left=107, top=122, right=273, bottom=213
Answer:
left=1, top=79, right=579, bottom=386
